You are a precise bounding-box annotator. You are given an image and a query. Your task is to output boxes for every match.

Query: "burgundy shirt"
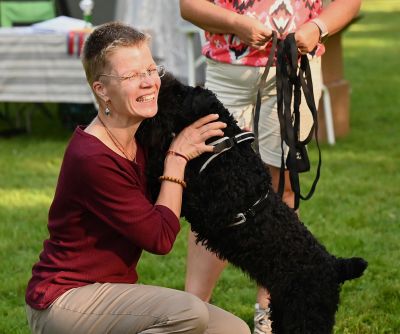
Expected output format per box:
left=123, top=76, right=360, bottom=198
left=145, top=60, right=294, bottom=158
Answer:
left=26, top=127, right=180, bottom=310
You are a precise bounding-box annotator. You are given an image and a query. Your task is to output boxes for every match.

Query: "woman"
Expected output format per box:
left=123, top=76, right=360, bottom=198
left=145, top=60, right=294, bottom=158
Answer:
left=25, top=22, right=250, bottom=334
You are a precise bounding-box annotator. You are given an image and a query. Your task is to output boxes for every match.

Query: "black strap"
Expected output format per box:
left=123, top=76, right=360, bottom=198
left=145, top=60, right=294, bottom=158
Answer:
left=227, top=190, right=270, bottom=228
left=199, top=132, right=255, bottom=173
left=276, top=33, right=321, bottom=209
left=254, top=32, right=321, bottom=210
left=213, top=132, right=255, bottom=153
left=254, top=31, right=278, bottom=154
left=296, top=52, right=322, bottom=201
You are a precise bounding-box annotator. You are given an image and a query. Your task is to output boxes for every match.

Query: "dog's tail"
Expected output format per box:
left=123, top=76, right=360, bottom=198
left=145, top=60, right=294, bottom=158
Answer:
left=336, top=257, right=368, bottom=283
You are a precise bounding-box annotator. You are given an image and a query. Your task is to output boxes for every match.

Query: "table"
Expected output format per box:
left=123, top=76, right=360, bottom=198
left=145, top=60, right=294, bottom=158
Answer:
left=0, top=27, right=95, bottom=132
left=0, top=27, right=94, bottom=103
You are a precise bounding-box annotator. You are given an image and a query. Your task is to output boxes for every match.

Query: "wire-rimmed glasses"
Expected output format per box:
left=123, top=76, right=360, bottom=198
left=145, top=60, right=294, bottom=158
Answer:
left=99, top=65, right=165, bottom=83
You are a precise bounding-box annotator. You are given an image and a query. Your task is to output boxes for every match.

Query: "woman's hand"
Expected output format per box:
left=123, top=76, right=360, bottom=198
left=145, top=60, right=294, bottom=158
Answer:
left=295, top=22, right=320, bottom=54
left=158, top=115, right=225, bottom=218
left=169, top=114, right=226, bottom=161
left=233, top=14, right=273, bottom=50
left=180, top=0, right=272, bottom=50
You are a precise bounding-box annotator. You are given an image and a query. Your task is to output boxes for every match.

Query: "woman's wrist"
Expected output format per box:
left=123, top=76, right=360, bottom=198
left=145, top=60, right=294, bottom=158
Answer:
left=166, top=150, right=189, bottom=163
left=231, top=12, right=250, bottom=37
left=159, top=175, right=187, bottom=189
left=164, top=154, right=186, bottom=178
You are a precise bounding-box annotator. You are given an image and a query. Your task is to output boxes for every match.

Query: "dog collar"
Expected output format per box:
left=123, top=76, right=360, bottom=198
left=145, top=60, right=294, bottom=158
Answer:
left=199, top=132, right=255, bottom=174
left=228, top=190, right=270, bottom=227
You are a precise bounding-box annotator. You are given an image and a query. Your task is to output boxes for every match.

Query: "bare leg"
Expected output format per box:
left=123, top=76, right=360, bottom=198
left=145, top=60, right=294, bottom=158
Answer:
left=266, top=165, right=295, bottom=210
left=185, top=229, right=228, bottom=302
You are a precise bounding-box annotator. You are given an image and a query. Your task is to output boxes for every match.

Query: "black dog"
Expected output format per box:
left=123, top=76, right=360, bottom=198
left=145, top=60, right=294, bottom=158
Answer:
left=137, top=74, right=367, bottom=334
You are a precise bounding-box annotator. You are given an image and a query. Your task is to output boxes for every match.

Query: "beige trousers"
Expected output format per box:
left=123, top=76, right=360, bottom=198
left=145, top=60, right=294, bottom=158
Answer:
left=26, top=283, right=250, bottom=334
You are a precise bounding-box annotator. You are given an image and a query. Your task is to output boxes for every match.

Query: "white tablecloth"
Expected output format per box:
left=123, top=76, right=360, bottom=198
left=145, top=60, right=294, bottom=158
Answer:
left=0, top=27, right=94, bottom=104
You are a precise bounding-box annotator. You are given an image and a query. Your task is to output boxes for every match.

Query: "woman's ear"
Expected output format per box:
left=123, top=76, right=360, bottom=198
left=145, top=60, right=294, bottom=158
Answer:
left=92, top=80, right=108, bottom=104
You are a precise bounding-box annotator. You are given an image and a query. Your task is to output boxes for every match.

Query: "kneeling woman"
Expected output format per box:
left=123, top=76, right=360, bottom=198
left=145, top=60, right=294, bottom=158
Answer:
left=25, top=22, right=250, bottom=334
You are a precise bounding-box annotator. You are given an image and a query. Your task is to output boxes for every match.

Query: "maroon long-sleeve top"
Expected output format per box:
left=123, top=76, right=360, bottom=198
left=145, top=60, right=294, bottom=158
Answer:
left=26, top=127, right=180, bottom=310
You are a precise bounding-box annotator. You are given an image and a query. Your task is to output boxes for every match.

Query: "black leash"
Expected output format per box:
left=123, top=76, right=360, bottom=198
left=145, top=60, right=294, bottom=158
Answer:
left=253, top=31, right=278, bottom=154
left=254, top=32, right=322, bottom=210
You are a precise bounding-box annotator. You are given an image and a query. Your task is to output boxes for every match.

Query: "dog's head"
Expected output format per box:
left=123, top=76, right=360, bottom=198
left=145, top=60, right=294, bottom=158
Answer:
left=137, top=73, right=240, bottom=149
left=137, top=73, right=247, bottom=200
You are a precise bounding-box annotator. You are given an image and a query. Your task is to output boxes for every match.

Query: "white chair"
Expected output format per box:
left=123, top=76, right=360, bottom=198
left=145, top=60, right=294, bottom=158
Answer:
left=178, top=23, right=206, bottom=87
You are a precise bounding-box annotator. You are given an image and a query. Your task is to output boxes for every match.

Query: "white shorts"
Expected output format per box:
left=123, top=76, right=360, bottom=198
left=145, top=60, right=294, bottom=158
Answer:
left=205, top=57, right=322, bottom=167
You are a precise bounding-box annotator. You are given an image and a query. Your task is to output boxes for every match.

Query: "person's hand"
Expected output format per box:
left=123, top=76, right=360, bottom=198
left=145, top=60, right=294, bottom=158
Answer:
left=233, top=14, right=273, bottom=50
left=295, top=21, right=320, bottom=54
left=169, top=114, right=226, bottom=161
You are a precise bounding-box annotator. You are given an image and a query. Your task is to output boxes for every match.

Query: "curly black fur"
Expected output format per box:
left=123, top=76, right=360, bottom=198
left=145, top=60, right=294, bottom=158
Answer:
left=137, top=74, right=367, bottom=334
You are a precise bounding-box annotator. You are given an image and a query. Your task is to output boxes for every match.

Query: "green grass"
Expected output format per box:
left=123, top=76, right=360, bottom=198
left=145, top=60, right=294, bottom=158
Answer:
left=1, top=1, right=399, bottom=332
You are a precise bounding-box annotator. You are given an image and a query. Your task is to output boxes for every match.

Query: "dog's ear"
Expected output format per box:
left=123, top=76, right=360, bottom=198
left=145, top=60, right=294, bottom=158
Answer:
left=160, top=72, right=191, bottom=101
left=160, top=71, right=179, bottom=88
left=336, top=257, right=368, bottom=283
left=188, top=86, right=237, bottom=125
left=190, top=87, right=221, bottom=115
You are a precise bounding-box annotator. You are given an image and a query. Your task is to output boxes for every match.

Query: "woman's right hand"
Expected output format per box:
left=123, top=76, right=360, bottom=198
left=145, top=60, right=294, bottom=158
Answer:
left=168, top=114, right=226, bottom=162
left=233, top=14, right=272, bottom=50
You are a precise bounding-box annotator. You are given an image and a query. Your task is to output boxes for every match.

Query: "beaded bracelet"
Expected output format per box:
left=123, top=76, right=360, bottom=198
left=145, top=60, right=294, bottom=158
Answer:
left=166, top=150, right=189, bottom=163
left=159, top=175, right=187, bottom=189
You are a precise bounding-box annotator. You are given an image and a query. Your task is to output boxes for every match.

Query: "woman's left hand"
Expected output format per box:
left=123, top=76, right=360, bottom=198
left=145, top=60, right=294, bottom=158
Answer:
left=295, top=21, right=321, bottom=54
left=169, top=114, right=226, bottom=161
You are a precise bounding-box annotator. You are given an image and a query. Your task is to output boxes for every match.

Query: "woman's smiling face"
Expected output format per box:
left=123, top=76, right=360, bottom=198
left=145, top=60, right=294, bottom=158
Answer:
left=98, top=43, right=161, bottom=123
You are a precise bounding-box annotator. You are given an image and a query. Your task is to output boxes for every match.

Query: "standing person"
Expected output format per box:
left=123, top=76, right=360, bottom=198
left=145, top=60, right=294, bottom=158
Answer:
left=179, top=1, right=361, bottom=333
left=25, top=22, right=251, bottom=334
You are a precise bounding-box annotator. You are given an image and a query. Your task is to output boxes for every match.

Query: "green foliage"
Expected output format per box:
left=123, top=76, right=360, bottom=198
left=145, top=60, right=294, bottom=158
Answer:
left=0, top=1, right=399, bottom=332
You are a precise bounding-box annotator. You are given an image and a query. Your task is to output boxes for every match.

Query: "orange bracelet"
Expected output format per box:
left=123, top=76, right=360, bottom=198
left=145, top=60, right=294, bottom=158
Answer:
left=167, top=150, right=189, bottom=163
left=159, top=175, right=187, bottom=189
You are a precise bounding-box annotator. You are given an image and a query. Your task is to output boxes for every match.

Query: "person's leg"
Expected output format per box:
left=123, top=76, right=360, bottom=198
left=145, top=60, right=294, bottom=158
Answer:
left=185, top=60, right=260, bottom=302
left=185, top=230, right=228, bottom=302
left=26, top=283, right=211, bottom=334
left=265, top=166, right=295, bottom=208
left=205, top=302, right=251, bottom=334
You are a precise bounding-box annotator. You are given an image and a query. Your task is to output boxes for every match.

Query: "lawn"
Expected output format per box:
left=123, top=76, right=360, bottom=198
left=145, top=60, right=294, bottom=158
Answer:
left=1, top=0, right=399, bottom=333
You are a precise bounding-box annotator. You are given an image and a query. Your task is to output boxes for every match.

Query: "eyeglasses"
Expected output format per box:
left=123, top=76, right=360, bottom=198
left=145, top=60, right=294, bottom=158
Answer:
left=99, top=65, right=165, bottom=82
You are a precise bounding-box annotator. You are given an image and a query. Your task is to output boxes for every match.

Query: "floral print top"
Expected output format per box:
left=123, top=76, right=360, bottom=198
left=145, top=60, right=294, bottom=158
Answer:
left=203, top=0, right=324, bottom=66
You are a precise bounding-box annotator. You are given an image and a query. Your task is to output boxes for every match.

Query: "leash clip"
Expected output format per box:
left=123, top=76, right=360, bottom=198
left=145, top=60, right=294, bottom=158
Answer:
left=232, top=213, right=246, bottom=226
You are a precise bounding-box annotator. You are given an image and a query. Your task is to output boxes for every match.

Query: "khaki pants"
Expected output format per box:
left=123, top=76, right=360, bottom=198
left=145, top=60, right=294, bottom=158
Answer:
left=26, top=283, right=250, bottom=334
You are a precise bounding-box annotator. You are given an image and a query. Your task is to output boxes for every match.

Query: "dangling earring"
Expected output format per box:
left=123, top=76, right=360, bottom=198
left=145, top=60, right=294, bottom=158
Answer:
left=105, top=101, right=111, bottom=116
